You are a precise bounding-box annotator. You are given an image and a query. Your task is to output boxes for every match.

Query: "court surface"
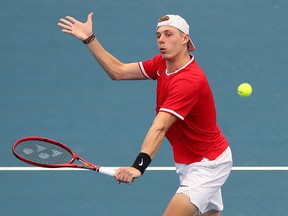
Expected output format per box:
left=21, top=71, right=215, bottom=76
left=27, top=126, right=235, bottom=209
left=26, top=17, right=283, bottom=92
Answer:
left=1, top=0, right=288, bottom=215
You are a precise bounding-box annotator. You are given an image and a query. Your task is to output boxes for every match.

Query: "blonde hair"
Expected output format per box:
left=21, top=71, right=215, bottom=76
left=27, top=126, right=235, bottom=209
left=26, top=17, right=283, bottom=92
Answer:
left=158, top=15, right=170, bottom=23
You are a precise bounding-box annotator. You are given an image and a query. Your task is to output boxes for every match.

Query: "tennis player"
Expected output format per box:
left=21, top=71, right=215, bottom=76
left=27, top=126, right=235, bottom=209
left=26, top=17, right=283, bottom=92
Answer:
left=58, top=13, right=232, bottom=216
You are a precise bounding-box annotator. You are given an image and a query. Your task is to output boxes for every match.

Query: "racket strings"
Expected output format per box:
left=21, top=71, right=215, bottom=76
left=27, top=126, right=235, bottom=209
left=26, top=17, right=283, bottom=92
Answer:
left=15, top=140, right=73, bottom=165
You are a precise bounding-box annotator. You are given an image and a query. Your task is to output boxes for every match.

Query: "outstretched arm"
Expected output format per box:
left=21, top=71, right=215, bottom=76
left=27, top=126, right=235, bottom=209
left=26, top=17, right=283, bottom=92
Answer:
left=58, top=12, right=145, bottom=80
left=115, top=112, right=177, bottom=184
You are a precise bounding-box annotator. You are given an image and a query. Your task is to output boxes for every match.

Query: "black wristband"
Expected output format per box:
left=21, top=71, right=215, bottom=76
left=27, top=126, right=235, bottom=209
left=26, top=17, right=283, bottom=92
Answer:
left=132, top=152, right=152, bottom=175
left=82, top=34, right=95, bottom=44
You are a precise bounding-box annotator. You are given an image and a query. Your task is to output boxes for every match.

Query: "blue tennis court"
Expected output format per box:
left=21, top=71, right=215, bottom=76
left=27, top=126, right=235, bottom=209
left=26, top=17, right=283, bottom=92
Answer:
left=1, top=0, right=288, bottom=215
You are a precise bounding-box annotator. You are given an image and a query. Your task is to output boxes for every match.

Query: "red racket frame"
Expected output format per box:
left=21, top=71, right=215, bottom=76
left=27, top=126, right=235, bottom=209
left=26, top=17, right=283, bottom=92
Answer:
left=12, top=136, right=99, bottom=171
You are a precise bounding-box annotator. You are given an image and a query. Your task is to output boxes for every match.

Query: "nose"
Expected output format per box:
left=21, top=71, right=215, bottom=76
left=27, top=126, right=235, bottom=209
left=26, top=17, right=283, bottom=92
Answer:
left=158, top=35, right=164, bottom=44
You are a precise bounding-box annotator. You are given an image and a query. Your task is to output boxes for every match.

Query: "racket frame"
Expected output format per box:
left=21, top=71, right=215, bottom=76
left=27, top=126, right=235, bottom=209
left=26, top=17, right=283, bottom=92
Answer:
left=12, top=136, right=100, bottom=171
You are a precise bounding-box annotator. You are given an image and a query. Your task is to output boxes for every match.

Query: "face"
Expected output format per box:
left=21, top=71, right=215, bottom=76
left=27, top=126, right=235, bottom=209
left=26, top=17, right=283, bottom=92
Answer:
left=156, top=26, right=188, bottom=59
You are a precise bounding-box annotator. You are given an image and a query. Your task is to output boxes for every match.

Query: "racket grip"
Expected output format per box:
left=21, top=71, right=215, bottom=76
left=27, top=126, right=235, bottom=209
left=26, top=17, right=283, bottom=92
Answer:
left=98, top=167, right=116, bottom=176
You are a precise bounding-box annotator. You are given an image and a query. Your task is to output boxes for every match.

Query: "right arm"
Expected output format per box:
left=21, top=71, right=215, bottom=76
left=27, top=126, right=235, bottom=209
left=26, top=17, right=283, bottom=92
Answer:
left=58, top=12, right=145, bottom=80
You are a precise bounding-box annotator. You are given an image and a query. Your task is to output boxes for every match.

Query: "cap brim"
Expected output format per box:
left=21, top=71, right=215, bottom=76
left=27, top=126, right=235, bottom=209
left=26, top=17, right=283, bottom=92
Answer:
left=188, top=39, right=196, bottom=52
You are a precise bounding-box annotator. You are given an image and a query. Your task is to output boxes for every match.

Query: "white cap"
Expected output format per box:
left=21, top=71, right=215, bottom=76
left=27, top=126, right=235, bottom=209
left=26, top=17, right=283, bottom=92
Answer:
left=157, top=15, right=196, bottom=52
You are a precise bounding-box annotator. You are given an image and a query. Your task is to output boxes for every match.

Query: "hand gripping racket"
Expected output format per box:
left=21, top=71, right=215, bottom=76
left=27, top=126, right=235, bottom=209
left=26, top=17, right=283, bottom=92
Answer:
left=12, top=136, right=116, bottom=176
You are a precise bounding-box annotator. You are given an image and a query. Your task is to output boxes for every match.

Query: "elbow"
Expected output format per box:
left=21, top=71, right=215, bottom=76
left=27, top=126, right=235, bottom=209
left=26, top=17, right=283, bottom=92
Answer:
left=109, top=75, right=120, bottom=81
left=110, top=74, right=123, bottom=81
left=107, top=70, right=123, bottom=81
left=107, top=66, right=126, bottom=81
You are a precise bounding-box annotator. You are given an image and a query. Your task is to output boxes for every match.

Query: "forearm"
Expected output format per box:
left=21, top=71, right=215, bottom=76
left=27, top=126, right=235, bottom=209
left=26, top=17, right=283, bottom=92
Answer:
left=141, top=124, right=166, bottom=158
left=86, top=38, right=125, bottom=80
left=140, top=112, right=177, bottom=158
left=114, top=126, right=165, bottom=182
left=129, top=126, right=164, bottom=177
left=58, top=13, right=143, bottom=81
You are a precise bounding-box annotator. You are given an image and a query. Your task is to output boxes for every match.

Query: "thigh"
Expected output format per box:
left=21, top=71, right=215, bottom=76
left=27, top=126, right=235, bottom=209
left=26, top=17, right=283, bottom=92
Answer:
left=203, top=189, right=223, bottom=213
left=163, top=193, right=199, bottom=216
left=175, top=147, right=232, bottom=214
left=201, top=210, right=221, bottom=216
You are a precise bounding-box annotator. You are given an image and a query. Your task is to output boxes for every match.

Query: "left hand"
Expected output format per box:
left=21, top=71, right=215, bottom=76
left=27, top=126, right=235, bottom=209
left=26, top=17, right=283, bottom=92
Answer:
left=114, top=167, right=141, bottom=185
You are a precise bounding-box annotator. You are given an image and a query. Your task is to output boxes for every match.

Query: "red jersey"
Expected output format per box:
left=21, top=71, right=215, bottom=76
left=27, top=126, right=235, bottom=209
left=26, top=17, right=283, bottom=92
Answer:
left=138, top=54, right=228, bottom=164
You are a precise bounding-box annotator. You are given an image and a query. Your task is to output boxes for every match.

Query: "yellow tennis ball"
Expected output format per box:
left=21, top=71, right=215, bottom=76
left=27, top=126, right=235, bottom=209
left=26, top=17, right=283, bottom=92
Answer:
left=238, top=83, right=252, bottom=97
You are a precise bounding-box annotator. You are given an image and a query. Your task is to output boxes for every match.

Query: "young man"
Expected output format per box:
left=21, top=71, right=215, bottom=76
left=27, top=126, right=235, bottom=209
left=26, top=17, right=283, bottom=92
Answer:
left=58, top=13, right=232, bottom=216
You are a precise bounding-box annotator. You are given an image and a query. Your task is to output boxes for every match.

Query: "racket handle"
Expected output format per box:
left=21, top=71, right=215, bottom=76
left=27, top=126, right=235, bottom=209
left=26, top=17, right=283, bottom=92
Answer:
left=98, top=167, right=116, bottom=176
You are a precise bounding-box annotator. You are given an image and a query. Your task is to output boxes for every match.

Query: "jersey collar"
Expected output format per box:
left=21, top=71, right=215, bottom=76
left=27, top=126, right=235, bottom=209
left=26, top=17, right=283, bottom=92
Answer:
left=166, top=55, right=194, bottom=76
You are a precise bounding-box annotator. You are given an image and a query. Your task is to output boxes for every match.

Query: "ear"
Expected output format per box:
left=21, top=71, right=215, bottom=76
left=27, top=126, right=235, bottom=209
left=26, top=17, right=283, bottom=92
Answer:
left=182, top=34, right=190, bottom=49
left=182, top=34, right=190, bottom=43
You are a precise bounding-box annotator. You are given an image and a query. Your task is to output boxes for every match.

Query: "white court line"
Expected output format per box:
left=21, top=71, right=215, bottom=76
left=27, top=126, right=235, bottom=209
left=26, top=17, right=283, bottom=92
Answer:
left=1, top=166, right=288, bottom=171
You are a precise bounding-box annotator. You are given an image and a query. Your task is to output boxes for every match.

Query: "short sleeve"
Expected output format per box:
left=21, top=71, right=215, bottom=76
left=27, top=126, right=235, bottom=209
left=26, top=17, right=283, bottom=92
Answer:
left=138, top=55, right=163, bottom=80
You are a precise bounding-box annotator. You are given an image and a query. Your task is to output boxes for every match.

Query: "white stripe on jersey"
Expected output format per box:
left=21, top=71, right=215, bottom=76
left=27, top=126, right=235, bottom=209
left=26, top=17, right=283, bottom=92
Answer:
left=138, top=62, right=152, bottom=79
left=159, top=108, right=184, bottom=120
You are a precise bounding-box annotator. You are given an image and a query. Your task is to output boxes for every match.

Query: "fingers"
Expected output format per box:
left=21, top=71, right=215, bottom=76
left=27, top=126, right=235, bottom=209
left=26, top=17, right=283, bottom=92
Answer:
left=57, top=17, right=75, bottom=34
left=57, top=14, right=93, bottom=40
left=59, top=18, right=74, bottom=27
left=58, top=16, right=78, bottom=28
left=114, top=168, right=136, bottom=185
left=65, top=16, right=78, bottom=24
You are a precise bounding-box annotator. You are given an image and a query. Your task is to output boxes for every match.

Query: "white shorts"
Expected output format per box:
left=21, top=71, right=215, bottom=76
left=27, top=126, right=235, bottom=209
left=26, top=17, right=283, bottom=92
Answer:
left=175, top=146, right=233, bottom=214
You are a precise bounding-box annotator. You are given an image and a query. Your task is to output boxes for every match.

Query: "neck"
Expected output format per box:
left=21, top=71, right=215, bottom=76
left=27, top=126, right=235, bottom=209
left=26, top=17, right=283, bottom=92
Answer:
left=166, top=52, right=191, bottom=74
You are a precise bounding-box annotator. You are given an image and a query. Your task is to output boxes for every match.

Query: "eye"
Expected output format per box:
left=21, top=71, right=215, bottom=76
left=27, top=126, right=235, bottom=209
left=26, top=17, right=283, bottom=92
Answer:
left=165, top=32, right=172, bottom=37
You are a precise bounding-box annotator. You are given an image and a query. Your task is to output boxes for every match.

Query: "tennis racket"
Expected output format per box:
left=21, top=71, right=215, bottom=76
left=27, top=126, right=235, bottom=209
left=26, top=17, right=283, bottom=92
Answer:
left=12, top=136, right=116, bottom=176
